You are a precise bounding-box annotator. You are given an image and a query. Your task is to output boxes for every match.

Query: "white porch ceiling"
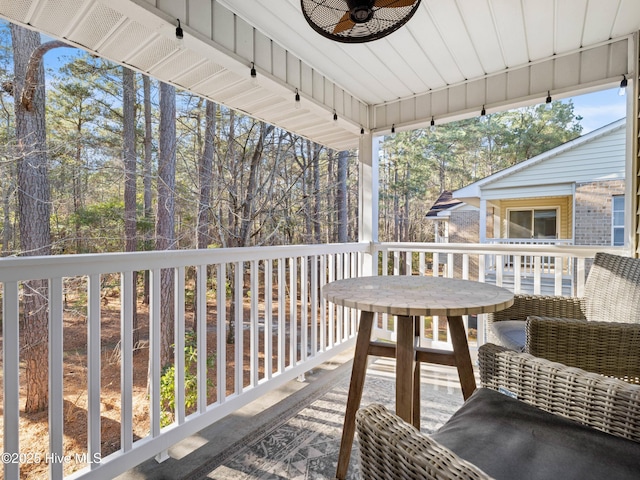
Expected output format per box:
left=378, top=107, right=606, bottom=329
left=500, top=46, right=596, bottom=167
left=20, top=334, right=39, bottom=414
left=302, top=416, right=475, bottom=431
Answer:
left=1, top=0, right=639, bottom=150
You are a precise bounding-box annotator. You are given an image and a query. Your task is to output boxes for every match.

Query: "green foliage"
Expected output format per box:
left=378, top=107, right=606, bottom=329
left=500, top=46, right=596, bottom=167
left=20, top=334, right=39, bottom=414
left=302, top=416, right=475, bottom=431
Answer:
left=72, top=199, right=124, bottom=226
left=160, top=331, right=216, bottom=427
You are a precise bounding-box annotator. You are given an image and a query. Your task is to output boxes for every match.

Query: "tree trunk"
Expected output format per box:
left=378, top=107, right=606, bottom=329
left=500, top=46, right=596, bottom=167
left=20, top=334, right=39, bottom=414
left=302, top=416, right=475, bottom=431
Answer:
left=197, top=100, right=215, bottom=249
left=238, top=122, right=273, bottom=247
left=195, top=100, right=216, bottom=330
left=2, top=175, right=15, bottom=256
left=337, top=150, right=348, bottom=243
left=404, top=162, right=410, bottom=242
left=393, top=165, right=400, bottom=242
left=302, top=141, right=311, bottom=242
left=73, top=117, right=82, bottom=252
left=227, top=110, right=236, bottom=247
left=142, top=75, right=153, bottom=304
left=11, top=24, right=53, bottom=413
left=312, top=142, right=321, bottom=244
left=156, top=82, right=176, bottom=368
left=122, top=66, right=139, bottom=346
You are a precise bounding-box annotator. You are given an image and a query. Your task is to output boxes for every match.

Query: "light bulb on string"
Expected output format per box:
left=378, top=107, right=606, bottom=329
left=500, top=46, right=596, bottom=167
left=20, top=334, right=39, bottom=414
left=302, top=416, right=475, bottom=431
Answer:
left=295, top=89, right=301, bottom=109
left=250, top=62, right=258, bottom=87
left=619, top=75, right=628, bottom=96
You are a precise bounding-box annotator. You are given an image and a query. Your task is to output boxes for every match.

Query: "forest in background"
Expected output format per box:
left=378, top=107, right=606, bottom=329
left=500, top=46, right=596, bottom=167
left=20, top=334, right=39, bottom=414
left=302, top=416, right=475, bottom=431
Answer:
left=0, top=22, right=585, bottom=257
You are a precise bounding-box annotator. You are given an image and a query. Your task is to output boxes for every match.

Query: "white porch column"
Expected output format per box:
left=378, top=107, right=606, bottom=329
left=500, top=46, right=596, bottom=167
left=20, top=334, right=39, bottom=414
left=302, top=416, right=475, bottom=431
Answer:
left=358, top=133, right=379, bottom=275
left=479, top=199, right=487, bottom=243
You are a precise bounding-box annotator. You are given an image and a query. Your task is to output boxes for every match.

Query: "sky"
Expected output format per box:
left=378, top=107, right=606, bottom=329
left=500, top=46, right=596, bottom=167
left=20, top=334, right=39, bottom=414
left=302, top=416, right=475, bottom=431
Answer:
left=565, top=87, right=627, bottom=134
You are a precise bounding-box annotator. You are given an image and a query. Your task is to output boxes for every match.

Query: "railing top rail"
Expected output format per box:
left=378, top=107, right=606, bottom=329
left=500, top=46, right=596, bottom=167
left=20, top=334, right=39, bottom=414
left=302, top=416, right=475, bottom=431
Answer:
left=375, top=242, right=629, bottom=258
left=2, top=242, right=630, bottom=283
left=0, top=242, right=369, bottom=282
left=485, top=238, right=574, bottom=243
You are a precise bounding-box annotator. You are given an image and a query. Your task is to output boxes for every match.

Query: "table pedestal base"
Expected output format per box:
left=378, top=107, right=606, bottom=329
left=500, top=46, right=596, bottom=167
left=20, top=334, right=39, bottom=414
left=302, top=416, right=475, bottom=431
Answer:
left=335, top=311, right=476, bottom=480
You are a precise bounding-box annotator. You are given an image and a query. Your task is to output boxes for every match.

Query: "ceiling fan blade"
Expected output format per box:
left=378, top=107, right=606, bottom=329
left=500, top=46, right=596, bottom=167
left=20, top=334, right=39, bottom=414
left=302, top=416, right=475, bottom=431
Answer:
left=374, top=0, right=417, bottom=7
left=333, top=12, right=356, bottom=34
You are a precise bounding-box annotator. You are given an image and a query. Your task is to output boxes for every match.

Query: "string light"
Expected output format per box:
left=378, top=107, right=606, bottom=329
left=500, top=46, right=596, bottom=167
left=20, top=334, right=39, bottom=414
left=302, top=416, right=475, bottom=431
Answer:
left=391, top=124, right=395, bottom=134
left=619, top=75, right=628, bottom=96
left=175, top=19, right=184, bottom=39
left=480, top=105, right=488, bottom=123
left=250, top=62, right=257, bottom=86
left=333, top=110, right=338, bottom=121
left=430, top=117, right=436, bottom=133
left=295, top=88, right=301, bottom=109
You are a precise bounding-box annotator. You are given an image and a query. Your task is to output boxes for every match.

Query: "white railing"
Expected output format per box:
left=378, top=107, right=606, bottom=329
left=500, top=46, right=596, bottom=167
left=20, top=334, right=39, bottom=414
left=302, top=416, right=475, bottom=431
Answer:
left=370, top=242, right=628, bottom=349
left=0, top=241, right=629, bottom=480
left=0, top=243, right=367, bottom=480
left=486, top=238, right=574, bottom=245
left=485, top=238, right=574, bottom=275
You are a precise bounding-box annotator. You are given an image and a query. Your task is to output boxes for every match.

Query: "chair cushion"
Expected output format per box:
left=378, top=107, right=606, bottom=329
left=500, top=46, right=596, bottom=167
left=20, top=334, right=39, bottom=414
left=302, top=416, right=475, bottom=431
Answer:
left=432, top=388, right=640, bottom=480
left=490, top=320, right=525, bottom=351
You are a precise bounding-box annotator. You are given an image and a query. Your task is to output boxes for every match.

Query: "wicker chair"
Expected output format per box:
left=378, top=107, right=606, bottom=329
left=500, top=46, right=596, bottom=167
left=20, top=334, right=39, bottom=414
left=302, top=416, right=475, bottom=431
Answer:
left=487, top=252, right=640, bottom=383
left=356, top=343, right=640, bottom=480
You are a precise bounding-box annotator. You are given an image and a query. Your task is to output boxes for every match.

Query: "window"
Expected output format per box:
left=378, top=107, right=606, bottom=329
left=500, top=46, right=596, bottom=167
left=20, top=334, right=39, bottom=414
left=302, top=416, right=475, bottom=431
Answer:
left=612, top=195, right=624, bottom=246
left=507, top=208, right=558, bottom=239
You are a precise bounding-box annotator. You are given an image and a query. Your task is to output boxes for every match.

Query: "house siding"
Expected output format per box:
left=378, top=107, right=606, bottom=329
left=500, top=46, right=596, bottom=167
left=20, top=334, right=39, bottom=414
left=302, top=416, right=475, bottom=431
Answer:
left=574, top=180, right=625, bottom=246
left=481, top=126, right=626, bottom=193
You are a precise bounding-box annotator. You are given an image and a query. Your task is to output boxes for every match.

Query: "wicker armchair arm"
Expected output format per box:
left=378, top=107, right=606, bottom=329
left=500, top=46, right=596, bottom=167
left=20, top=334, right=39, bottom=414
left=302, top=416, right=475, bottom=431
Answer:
left=356, top=404, right=494, bottom=480
left=487, top=294, right=585, bottom=324
left=525, top=317, right=640, bottom=384
left=479, top=343, right=640, bottom=443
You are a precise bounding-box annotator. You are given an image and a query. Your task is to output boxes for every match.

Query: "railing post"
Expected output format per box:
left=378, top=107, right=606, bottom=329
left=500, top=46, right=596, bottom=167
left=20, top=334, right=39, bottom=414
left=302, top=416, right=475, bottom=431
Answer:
left=87, top=274, right=101, bottom=469
left=216, top=263, right=227, bottom=403
left=121, top=271, right=134, bottom=453
left=49, top=278, right=64, bottom=480
left=196, top=264, right=208, bottom=414
left=175, top=267, right=186, bottom=425
left=3, top=281, right=19, bottom=480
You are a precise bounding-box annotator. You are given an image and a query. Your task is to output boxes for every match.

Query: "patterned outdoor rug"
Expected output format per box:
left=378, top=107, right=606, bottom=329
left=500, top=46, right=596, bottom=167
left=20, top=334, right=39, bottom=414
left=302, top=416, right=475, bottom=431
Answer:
left=201, top=359, right=465, bottom=479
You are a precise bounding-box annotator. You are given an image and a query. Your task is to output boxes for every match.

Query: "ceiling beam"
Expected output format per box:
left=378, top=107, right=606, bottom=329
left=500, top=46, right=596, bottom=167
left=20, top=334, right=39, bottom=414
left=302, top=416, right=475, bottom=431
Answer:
left=371, top=37, right=633, bottom=135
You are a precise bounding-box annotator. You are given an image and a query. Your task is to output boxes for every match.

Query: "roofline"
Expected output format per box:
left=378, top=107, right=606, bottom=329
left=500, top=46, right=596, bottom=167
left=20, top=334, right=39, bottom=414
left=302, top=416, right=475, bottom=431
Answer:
left=453, top=118, right=626, bottom=199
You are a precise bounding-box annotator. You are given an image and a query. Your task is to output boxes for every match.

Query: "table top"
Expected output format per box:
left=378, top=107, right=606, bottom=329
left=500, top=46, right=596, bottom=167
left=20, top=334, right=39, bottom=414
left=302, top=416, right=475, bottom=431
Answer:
left=322, top=275, right=514, bottom=317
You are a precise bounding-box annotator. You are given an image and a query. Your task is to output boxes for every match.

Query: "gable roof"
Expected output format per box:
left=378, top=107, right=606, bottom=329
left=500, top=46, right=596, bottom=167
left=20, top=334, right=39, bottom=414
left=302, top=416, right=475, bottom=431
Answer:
left=426, top=191, right=463, bottom=218
left=454, top=118, right=626, bottom=205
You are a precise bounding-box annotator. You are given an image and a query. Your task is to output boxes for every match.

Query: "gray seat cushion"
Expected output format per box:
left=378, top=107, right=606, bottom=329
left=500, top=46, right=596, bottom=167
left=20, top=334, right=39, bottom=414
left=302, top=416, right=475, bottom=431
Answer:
left=432, top=388, right=640, bottom=480
left=490, top=320, right=526, bottom=351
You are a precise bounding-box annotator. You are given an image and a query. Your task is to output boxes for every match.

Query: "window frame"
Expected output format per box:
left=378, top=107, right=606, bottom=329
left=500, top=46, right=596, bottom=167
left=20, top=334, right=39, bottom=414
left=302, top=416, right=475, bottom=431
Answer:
left=506, top=207, right=560, bottom=240
left=612, top=195, right=625, bottom=246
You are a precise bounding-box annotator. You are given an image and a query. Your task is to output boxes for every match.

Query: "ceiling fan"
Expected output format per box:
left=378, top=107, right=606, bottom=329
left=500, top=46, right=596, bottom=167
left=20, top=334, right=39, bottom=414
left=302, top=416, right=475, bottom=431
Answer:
left=301, top=0, right=422, bottom=43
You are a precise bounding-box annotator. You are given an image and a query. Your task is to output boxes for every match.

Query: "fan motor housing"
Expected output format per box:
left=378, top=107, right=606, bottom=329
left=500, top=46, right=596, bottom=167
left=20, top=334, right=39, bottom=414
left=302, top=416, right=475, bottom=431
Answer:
left=348, top=1, right=375, bottom=23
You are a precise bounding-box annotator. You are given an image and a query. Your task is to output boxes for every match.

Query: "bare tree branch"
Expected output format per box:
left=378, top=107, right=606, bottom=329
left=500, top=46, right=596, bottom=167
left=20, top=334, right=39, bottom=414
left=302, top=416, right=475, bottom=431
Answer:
left=21, top=40, right=68, bottom=111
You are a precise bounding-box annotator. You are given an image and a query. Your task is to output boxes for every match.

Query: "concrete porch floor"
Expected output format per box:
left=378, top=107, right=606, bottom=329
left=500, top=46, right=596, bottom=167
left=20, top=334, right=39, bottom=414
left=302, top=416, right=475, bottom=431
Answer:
left=117, top=348, right=470, bottom=480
